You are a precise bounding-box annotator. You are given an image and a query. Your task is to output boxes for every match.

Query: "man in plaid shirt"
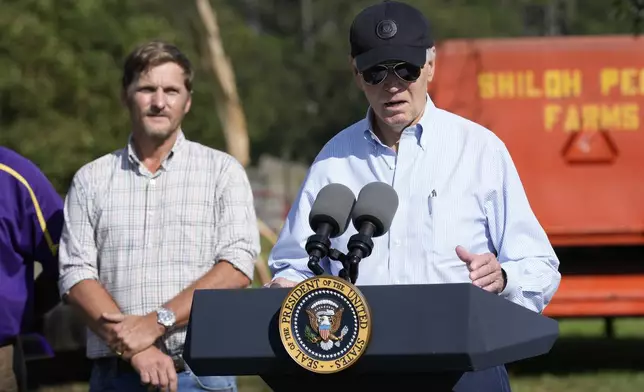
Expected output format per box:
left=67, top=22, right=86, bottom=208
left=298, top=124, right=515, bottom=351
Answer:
left=58, top=40, right=260, bottom=392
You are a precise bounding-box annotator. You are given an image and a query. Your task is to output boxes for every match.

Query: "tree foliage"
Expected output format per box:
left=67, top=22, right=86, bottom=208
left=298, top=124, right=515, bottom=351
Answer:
left=0, top=0, right=636, bottom=192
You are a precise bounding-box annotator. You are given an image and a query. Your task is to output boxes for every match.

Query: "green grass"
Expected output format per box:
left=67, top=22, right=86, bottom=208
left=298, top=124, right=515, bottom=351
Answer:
left=511, top=372, right=644, bottom=392
left=558, top=317, right=644, bottom=338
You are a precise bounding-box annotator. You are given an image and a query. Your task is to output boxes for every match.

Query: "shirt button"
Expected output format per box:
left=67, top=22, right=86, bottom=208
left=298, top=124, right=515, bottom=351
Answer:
left=150, top=179, right=156, bottom=186
left=393, top=239, right=402, bottom=247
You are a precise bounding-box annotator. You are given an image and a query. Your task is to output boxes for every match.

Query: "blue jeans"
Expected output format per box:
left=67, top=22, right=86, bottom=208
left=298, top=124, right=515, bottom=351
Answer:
left=89, top=359, right=237, bottom=392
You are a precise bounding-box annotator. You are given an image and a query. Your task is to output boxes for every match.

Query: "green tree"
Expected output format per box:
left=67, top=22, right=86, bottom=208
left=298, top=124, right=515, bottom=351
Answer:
left=1, top=0, right=638, bottom=193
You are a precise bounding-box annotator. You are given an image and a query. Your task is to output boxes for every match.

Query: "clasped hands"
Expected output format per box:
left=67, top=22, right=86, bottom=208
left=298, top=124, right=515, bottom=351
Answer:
left=268, top=245, right=506, bottom=293
left=102, top=311, right=177, bottom=392
left=102, top=311, right=164, bottom=359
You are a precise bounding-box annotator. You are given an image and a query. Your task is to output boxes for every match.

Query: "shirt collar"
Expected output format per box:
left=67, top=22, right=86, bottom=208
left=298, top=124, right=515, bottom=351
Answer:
left=362, top=93, right=436, bottom=150
left=126, top=130, right=186, bottom=171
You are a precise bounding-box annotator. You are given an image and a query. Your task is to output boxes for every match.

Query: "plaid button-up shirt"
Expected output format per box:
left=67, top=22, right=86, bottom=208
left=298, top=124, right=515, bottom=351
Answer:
left=58, top=132, right=260, bottom=359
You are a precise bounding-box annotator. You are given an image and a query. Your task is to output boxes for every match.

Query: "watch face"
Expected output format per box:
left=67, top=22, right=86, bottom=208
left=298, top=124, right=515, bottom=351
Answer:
left=158, top=309, right=175, bottom=326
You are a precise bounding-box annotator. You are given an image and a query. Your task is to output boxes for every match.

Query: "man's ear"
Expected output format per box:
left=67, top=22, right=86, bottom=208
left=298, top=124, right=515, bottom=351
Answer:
left=426, top=62, right=436, bottom=84
left=426, top=47, right=437, bottom=83
left=184, top=92, right=192, bottom=114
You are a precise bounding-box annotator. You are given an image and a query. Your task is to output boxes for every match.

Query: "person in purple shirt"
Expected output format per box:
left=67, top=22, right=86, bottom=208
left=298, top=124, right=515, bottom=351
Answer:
left=0, top=147, right=64, bottom=392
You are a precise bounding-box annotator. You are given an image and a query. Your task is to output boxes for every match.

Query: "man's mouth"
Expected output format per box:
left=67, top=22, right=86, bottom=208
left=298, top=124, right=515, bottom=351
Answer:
left=146, top=114, right=168, bottom=120
left=384, top=100, right=406, bottom=108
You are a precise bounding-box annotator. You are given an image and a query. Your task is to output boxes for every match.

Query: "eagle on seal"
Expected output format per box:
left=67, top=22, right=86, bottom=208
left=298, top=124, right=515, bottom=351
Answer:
left=306, top=306, right=344, bottom=344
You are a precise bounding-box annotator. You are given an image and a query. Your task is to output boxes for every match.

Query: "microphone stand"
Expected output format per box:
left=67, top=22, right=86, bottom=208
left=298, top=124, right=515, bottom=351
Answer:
left=328, top=249, right=357, bottom=284
left=306, top=237, right=358, bottom=284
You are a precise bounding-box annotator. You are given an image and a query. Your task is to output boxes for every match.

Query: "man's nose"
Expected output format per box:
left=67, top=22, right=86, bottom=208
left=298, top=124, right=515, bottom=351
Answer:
left=382, top=72, right=403, bottom=92
left=151, top=89, right=166, bottom=109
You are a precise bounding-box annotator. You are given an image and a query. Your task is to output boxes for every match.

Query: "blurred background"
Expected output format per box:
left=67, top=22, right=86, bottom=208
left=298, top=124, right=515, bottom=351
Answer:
left=3, top=0, right=644, bottom=391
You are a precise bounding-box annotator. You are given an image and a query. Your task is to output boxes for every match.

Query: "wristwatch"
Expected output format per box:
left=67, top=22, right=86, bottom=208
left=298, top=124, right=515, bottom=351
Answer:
left=156, top=307, right=176, bottom=331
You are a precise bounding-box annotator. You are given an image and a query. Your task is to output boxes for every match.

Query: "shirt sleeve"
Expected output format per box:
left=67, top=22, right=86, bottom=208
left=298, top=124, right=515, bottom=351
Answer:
left=212, top=158, right=261, bottom=281
left=485, top=142, right=562, bottom=313
left=268, top=163, right=333, bottom=283
left=57, top=172, right=99, bottom=297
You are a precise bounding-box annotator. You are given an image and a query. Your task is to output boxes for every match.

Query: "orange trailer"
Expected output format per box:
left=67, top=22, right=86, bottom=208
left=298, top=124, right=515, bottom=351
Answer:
left=428, top=35, right=644, bottom=323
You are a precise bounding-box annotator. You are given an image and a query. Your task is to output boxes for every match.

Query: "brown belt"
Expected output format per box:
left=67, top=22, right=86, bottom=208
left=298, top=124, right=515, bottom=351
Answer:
left=95, top=356, right=186, bottom=374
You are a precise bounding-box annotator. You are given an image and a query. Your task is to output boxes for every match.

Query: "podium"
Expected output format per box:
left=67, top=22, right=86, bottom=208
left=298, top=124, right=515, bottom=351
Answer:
left=183, top=283, right=558, bottom=392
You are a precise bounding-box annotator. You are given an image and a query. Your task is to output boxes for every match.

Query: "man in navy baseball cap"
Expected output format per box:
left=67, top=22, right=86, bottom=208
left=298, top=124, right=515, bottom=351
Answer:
left=350, top=0, right=434, bottom=72
left=270, top=3, right=556, bottom=392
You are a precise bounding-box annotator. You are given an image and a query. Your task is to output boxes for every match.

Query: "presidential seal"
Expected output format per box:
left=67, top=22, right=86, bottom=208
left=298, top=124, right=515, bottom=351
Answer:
left=279, top=275, right=372, bottom=374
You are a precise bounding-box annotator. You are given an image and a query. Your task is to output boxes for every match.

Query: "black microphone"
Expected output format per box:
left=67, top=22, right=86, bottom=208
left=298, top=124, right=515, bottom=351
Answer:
left=346, top=182, right=399, bottom=283
left=305, top=183, right=356, bottom=276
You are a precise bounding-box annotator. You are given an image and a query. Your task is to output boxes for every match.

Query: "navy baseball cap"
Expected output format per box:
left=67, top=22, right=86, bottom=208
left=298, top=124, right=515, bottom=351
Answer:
left=350, top=1, right=434, bottom=72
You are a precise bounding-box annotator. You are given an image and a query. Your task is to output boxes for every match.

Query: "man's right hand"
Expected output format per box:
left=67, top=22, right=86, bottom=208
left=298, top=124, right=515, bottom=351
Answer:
left=130, top=346, right=178, bottom=392
left=102, top=312, right=164, bottom=359
left=266, top=277, right=298, bottom=288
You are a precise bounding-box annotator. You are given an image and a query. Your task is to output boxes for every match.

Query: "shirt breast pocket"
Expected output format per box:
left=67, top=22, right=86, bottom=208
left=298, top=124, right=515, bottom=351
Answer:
left=432, top=194, right=487, bottom=261
left=417, top=193, right=436, bottom=261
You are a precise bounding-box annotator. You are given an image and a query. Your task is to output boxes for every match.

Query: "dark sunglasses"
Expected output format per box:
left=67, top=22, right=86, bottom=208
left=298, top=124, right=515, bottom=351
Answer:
left=360, top=62, right=422, bottom=85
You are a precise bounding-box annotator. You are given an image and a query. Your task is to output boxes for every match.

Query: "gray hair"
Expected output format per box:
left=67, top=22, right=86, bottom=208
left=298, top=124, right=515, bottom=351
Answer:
left=426, top=47, right=436, bottom=63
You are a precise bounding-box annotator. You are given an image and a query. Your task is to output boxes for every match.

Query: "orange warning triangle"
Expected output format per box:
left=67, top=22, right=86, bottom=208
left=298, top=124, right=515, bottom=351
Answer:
left=562, top=131, right=619, bottom=164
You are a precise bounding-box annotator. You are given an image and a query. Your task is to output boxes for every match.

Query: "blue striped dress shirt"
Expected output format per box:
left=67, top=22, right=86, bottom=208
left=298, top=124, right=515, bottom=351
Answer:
left=268, top=95, right=561, bottom=313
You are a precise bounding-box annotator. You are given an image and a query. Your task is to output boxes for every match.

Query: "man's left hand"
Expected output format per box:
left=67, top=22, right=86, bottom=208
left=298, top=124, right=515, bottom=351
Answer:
left=101, top=312, right=165, bottom=359
left=455, top=245, right=506, bottom=294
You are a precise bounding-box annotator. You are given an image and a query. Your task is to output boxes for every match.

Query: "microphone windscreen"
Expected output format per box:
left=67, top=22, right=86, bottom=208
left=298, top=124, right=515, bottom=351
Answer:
left=309, top=183, right=356, bottom=237
left=351, top=182, right=399, bottom=237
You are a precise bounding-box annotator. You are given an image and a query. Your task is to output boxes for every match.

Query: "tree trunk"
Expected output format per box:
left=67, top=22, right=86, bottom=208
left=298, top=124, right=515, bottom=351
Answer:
left=196, top=0, right=275, bottom=285
left=195, top=0, right=250, bottom=167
